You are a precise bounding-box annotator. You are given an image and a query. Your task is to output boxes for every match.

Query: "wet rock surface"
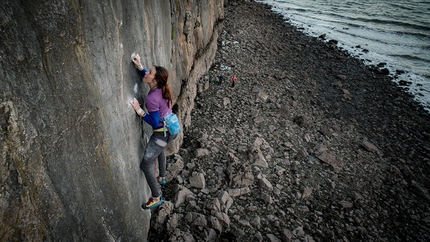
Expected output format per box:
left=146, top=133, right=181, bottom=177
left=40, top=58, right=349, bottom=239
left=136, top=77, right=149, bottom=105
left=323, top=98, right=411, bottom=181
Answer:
left=149, top=1, right=430, bottom=241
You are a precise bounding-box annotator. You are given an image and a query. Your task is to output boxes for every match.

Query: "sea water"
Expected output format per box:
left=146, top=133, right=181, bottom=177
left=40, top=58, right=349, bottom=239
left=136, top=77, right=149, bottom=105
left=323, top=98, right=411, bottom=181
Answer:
left=256, top=0, right=430, bottom=112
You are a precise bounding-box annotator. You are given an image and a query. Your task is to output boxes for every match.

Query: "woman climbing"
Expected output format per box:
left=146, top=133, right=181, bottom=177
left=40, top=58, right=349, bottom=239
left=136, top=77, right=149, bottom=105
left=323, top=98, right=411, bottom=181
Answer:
left=130, top=54, right=177, bottom=209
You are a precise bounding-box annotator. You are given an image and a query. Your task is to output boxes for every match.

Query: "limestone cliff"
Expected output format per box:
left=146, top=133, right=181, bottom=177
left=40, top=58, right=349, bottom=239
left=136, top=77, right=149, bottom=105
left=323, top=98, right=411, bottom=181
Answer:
left=0, top=0, right=223, bottom=241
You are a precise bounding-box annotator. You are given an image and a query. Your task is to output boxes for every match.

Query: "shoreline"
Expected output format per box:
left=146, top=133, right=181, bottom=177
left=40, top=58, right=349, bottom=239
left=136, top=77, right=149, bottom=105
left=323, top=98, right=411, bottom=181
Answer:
left=149, top=0, right=430, bottom=241
left=255, top=0, right=430, bottom=113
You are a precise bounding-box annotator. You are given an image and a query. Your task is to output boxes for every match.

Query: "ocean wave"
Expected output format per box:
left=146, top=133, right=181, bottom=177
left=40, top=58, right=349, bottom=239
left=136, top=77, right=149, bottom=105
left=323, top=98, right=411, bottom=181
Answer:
left=285, top=8, right=430, bottom=35
left=390, top=54, right=430, bottom=63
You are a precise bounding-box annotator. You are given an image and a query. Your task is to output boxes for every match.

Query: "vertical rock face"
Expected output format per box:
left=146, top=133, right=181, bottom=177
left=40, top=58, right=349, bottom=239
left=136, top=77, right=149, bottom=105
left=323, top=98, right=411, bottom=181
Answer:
left=0, top=0, right=223, bottom=241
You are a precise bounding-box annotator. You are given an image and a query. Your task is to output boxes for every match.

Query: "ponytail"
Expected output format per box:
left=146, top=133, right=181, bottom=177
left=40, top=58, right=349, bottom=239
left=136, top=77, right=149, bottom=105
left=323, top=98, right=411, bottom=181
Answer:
left=154, top=66, right=173, bottom=108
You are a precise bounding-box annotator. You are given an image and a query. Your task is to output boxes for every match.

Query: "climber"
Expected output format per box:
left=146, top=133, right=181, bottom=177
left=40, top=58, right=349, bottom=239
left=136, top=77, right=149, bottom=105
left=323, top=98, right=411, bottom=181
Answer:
left=130, top=53, right=177, bottom=209
left=231, top=74, right=237, bottom=87
left=218, top=75, right=225, bottom=85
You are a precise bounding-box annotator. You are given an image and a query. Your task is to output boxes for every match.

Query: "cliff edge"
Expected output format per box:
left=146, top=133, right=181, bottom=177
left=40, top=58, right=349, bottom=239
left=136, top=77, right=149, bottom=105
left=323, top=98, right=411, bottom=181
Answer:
left=0, top=0, right=223, bottom=241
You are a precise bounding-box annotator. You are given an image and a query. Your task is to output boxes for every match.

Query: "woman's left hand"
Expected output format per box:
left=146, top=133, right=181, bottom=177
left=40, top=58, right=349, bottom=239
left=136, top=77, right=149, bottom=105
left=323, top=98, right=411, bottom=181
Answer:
left=130, top=98, right=141, bottom=112
left=132, top=54, right=141, bottom=67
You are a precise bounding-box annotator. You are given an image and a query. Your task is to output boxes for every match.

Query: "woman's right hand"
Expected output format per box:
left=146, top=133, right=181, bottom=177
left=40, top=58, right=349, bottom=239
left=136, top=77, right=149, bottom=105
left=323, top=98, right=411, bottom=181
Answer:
left=130, top=98, right=141, bottom=112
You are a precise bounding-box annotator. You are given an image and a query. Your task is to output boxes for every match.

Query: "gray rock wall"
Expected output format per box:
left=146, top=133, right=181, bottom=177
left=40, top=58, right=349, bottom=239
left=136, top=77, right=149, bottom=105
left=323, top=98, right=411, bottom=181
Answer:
left=0, top=0, right=223, bottom=241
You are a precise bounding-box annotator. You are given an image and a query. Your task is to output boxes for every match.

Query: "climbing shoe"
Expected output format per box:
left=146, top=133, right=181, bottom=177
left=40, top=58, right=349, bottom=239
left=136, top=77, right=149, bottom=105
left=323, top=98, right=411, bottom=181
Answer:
left=157, top=177, right=166, bottom=185
left=142, top=197, right=163, bottom=209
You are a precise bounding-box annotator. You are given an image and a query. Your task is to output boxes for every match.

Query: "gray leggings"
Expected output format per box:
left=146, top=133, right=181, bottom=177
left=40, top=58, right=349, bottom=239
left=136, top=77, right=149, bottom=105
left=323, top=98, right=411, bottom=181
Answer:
left=140, top=131, right=177, bottom=197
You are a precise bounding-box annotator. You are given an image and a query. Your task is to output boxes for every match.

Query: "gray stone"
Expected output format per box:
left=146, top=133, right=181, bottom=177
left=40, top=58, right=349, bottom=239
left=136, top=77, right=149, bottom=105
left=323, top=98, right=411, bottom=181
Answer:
left=293, top=226, right=305, bottom=237
left=238, top=144, right=248, bottom=153
left=361, top=140, right=383, bottom=156
left=204, top=81, right=210, bottom=91
left=189, top=172, right=206, bottom=189
left=301, top=186, right=313, bottom=199
left=262, top=193, right=273, bottom=204
left=238, top=219, right=251, bottom=227
left=254, top=232, right=264, bottom=242
left=317, top=151, right=344, bottom=167
left=168, top=158, right=185, bottom=180
left=224, top=197, right=234, bottom=214
left=167, top=213, right=181, bottom=232
left=259, top=177, right=273, bottom=191
left=339, top=200, right=353, bottom=208
left=227, top=187, right=251, bottom=197
left=218, top=191, right=231, bottom=204
left=174, top=186, right=194, bottom=208
left=223, top=97, right=231, bottom=107
left=251, top=216, right=261, bottom=228
left=209, top=216, right=223, bottom=233
left=274, top=165, right=286, bottom=176
left=251, top=137, right=264, bottom=152
left=281, top=228, right=293, bottom=242
left=266, top=234, right=281, bottom=242
left=198, top=83, right=205, bottom=93
left=195, top=148, right=211, bottom=158
left=297, top=206, right=310, bottom=212
left=252, top=149, right=269, bottom=168
left=185, top=212, right=207, bottom=227
left=155, top=201, right=175, bottom=225
left=227, top=161, right=255, bottom=186
left=206, top=198, right=221, bottom=211
left=337, top=75, right=347, bottom=80
left=211, top=211, right=230, bottom=227
left=254, top=116, right=266, bottom=124
left=257, top=90, right=269, bottom=102
left=169, top=228, right=196, bottom=242
left=203, top=228, right=218, bottom=241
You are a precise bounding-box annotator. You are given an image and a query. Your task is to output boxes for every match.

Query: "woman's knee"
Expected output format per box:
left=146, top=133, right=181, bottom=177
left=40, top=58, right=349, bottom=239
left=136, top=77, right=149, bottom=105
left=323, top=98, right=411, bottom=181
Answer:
left=139, top=158, right=152, bottom=171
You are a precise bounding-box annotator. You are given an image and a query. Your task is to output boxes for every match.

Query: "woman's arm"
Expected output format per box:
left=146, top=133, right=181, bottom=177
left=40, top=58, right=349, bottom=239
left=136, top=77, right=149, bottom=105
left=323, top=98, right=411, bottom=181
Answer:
left=142, top=110, right=162, bottom=128
left=130, top=98, right=162, bottom=129
left=131, top=53, right=147, bottom=75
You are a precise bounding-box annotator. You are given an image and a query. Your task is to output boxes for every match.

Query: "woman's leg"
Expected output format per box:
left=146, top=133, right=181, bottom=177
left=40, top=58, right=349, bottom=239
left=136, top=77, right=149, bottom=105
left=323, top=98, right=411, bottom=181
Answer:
left=140, top=135, right=165, bottom=198
left=157, top=150, right=166, bottom=178
left=157, top=133, right=177, bottom=178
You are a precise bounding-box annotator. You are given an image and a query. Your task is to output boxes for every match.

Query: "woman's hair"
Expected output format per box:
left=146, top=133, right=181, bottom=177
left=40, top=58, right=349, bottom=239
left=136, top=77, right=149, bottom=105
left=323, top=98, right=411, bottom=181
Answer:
left=154, top=66, right=173, bottom=107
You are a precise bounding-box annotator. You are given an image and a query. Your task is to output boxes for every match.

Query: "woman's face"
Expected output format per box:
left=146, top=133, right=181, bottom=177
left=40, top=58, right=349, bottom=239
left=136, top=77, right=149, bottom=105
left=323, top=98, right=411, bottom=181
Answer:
left=143, top=66, right=156, bottom=84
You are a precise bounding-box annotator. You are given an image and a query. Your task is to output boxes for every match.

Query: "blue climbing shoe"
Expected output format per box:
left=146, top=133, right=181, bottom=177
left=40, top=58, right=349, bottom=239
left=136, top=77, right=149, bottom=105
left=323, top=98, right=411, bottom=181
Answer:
left=142, top=197, right=163, bottom=209
left=157, top=177, right=166, bottom=185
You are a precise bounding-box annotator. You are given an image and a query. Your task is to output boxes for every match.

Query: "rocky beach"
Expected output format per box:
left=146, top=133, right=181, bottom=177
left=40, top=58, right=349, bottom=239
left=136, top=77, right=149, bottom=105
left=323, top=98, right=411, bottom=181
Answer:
left=148, top=1, right=430, bottom=241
